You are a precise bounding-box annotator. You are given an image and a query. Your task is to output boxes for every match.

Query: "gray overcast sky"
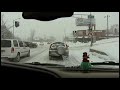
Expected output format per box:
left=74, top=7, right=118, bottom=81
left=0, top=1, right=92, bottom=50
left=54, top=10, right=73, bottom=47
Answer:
left=1, top=12, right=119, bottom=41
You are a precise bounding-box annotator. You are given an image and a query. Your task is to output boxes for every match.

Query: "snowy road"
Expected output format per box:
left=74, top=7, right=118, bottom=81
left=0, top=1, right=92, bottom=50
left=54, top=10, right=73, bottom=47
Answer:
left=18, top=44, right=107, bottom=67
left=18, top=45, right=49, bottom=63
left=19, top=45, right=81, bottom=67
left=2, top=42, right=117, bottom=67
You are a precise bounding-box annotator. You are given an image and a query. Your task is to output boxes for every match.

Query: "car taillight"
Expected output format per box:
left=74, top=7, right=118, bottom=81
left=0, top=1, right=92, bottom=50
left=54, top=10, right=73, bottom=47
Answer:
left=11, top=47, right=14, bottom=53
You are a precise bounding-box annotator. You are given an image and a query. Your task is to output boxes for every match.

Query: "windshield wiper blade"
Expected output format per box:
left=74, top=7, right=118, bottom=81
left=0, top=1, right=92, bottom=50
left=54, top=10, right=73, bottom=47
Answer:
left=91, top=61, right=119, bottom=65
left=25, top=62, right=65, bottom=67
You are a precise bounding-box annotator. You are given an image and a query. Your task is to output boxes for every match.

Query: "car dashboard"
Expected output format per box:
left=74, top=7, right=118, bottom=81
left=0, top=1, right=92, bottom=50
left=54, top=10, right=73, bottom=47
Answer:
left=1, top=62, right=119, bottom=79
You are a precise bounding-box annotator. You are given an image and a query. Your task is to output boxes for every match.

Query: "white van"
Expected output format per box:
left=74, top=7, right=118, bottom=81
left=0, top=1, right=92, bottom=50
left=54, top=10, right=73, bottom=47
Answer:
left=1, top=39, right=30, bottom=62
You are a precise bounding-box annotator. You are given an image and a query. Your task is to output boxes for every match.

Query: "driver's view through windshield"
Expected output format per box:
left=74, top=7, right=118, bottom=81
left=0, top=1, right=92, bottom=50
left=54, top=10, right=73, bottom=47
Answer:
left=1, top=12, right=119, bottom=73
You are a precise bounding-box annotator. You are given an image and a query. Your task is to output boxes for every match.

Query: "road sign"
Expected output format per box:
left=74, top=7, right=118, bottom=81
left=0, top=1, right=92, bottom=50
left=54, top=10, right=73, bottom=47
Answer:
left=76, top=18, right=95, bottom=26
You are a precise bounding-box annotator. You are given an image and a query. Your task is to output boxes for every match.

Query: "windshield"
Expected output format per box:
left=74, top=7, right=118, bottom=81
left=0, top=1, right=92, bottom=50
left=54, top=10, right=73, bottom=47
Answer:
left=1, top=12, right=119, bottom=70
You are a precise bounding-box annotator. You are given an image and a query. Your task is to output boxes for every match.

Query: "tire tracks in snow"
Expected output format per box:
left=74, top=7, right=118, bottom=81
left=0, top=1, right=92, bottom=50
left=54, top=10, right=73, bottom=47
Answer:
left=19, top=47, right=48, bottom=63
left=44, top=53, right=80, bottom=67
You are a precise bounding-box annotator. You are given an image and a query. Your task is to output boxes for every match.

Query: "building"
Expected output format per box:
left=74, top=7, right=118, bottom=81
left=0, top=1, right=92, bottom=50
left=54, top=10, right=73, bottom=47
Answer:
left=109, top=24, right=119, bottom=36
left=73, top=30, right=107, bottom=42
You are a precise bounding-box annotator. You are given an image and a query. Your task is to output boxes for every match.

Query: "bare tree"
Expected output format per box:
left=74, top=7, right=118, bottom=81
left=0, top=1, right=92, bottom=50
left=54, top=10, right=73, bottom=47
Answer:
left=1, top=14, right=13, bottom=30
left=1, top=13, right=21, bottom=39
left=1, top=14, right=13, bottom=39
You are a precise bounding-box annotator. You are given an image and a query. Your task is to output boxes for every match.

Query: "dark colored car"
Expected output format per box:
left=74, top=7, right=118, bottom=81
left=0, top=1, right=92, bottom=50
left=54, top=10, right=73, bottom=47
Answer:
left=49, top=42, right=69, bottom=60
left=31, top=43, right=38, bottom=48
left=24, top=42, right=37, bottom=48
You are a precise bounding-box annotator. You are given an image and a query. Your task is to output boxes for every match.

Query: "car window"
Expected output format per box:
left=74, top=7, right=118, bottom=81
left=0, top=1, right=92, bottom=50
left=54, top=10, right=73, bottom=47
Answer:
left=1, top=40, right=11, bottom=47
left=13, top=40, right=18, bottom=47
left=18, top=41, right=23, bottom=47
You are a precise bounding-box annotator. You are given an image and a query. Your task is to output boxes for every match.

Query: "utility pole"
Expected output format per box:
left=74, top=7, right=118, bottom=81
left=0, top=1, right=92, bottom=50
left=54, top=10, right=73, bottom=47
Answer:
left=13, top=20, right=14, bottom=39
left=107, top=15, right=109, bottom=39
left=90, top=12, right=93, bottom=47
left=105, top=15, right=110, bottom=39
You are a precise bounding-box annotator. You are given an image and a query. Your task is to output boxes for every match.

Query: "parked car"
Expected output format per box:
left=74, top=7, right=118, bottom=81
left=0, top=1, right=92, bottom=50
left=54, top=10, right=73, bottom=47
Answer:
left=1, top=39, right=30, bottom=62
left=49, top=42, right=69, bottom=60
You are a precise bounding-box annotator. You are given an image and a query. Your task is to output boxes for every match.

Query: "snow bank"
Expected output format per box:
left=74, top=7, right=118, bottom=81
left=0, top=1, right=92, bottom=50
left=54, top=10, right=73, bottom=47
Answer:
left=67, top=38, right=119, bottom=62
left=94, top=37, right=119, bottom=45
left=67, top=42, right=90, bottom=48
left=90, top=38, right=119, bottom=62
left=69, top=47, right=105, bottom=63
left=66, top=37, right=119, bottom=48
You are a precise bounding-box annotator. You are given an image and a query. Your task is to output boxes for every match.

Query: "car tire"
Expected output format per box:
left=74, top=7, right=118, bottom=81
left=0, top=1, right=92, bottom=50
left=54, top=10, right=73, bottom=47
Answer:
left=27, top=50, right=30, bottom=57
left=14, top=53, right=20, bottom=62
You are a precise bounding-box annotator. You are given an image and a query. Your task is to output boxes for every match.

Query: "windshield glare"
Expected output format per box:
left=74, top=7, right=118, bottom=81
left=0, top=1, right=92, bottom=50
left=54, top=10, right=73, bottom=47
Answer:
left=1, top=12, right=119, bottom=69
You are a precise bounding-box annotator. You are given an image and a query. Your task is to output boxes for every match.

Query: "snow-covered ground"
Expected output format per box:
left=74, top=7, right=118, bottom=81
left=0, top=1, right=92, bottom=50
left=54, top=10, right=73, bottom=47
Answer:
left=90, top=42, right=119, bottom=62
left=67, top=37, right=119, bottom=47
left=1, top=38, right=119, bottom=67
left=67, top=41, right=90, bottom=47
left=93, top=37, right=119, bottom=45
left=67, top=37, right=119, bottom=63
left=32, top=42, right=48, bottom=46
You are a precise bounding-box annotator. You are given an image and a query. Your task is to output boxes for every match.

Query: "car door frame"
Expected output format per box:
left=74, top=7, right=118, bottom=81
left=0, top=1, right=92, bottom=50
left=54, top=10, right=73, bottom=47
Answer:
left=18, top=40, right=25, bottom=57
left=23, top=42, right=29, bottom=56
left=13, top=40, right=20, bottom=57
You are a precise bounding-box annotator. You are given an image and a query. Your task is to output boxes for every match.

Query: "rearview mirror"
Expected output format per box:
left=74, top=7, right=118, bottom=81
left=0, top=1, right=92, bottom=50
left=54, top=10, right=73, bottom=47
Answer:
left=22, top=12, right=73, bottom=21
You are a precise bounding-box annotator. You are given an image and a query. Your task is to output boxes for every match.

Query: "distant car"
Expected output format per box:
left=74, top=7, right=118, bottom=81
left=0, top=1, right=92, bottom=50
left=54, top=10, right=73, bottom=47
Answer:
left=39, top=42, right=44, bottom=45
left=31, top=43, right=38, bottom=48
left=25, top=41, right=38, bottom=48
left=49, top=42, right=69, bottom=60
left=47, top=42, right=51, bottom=44
left=24, top=41, right=31, bottom=47
left=24, top=42, right=37, bottom=48
left=1, top=39, right=30, bottom=62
